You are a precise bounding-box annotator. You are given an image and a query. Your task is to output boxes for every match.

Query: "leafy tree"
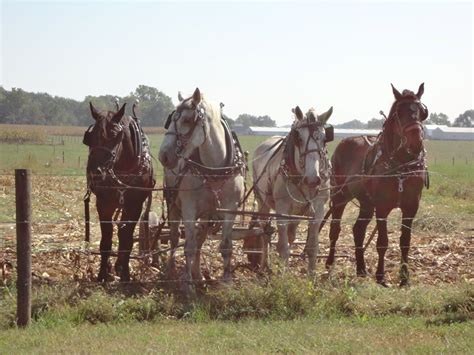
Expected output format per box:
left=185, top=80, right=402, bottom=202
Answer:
left=452, top=110, right=473, bottom=127
left=235, top=113, right=275, bottom=127
left=367, top=118, right=384, bottom=129
left=426, top=112, right=450, bottom=126
left=0, top=86, right=175, bottom=127
left=335, top=119, right=366, bottom=129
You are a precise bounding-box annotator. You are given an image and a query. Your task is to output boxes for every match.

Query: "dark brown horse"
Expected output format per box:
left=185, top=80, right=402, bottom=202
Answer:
left=84, top=102, right=155, bottom=282
left=326, top=83, right=428, bottom=286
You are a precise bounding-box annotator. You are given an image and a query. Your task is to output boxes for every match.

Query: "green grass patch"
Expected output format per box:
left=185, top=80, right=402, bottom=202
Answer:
left=1, top=276, right=473, bottom=330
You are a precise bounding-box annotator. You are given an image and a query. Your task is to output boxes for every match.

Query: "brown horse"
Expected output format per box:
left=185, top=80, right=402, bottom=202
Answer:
left=326, top=83, right=428, bottom=286
left=84, top=102, right=155, bottom=282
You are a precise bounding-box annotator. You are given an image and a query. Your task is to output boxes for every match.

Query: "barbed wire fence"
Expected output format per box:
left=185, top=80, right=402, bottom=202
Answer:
left=1, top=167, right=473, bottom=326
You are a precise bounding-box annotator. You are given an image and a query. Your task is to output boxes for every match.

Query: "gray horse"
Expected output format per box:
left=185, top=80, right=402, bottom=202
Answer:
left=159, top=88, right=245, bottom=289
left=250, top=106, right=333, bottom=274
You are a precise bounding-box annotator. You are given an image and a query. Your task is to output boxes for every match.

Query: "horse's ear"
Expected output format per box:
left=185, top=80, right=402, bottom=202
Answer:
left=192, top=88, right=201, bottom=106
left=391, top=83, right=402, bottom=100
left=294, top=106, right=304, bottom=120
left=89, top=102, right=100, bottom=121
left=416, top=82, right=425, bottom=99
left=318, top=106, right=333, bottom=124
left=112, top=103, right=126, bottom=123
left=178, top=91, right=184, bottom=102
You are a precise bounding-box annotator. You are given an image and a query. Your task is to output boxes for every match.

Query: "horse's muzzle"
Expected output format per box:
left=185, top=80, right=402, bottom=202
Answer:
left=159, top=150, right=178, bottom=169
left=303, top=176, right=321, bottom=189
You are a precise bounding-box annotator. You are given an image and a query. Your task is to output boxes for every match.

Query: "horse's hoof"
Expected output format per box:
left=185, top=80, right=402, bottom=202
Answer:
left=222, top=273, right=233, bottom=285
left=357, top=269, right=369, bottom=277
left=120, top=270, right=131, bottom=283
left=97, top=267, right=110, bottom=282
left=181, top=282, right=195, bottom=297
left=399, top=280, right=410, bottom=288
left=376, top=280, right=389, bottom=288
left=325, top=261, right=334, bottom=270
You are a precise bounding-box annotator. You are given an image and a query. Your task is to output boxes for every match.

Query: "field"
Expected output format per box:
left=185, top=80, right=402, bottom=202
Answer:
left=0, top=125, right=473, bottom=352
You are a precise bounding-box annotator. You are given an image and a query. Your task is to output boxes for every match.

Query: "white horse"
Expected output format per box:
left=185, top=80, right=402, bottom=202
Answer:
left=250, top=105, right=333, bottom=274
left=159, top=88, right=245, bottom=288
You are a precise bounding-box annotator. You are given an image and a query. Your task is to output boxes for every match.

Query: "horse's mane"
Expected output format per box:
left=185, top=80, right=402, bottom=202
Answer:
left=179, top=94, right=221, bottom=123
left=306, top=109, right=318, bottom=123
left=387, top=90, right=419, bottom=119
left=292, top=108, right=322, bottom=127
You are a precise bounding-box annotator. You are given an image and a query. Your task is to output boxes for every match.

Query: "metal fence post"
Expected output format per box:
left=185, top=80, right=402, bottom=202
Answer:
left=15, top=169, right=32, bottom=327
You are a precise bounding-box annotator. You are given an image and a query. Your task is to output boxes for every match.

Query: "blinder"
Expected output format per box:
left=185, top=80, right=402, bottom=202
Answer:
left=324, top=125, right=334, bottom=143
left=419, top=103, right=428, bottom=122
left=164, top=111, right=174, bottom=130
left=83, top=124, right=95, bottom=147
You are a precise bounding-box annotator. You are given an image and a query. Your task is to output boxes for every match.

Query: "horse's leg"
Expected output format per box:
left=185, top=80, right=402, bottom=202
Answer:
left=244, top=202, right=270, bottom=269
left=306, top=206, right=325, bottom=276
left=353, top=200, right=374, bottom=276
left=192, top=223, right=208, bottom=282
left=182, top=216, right=197, bottom=292
left=97, top=198, right=115, bottom=282
left=275, top=200, right=292, bottom=265
left=287, top=222, right=298, bottom=245
left=375, top=207, right=391, bottom=286
left=166, top=207, right=180, bottom=280
left=117, top=201, right=143, bottom=282
left=399, top=203, right=419, bottom=287
left=220, top=214, right=234, bottom=283
left=325, top=198, right=347, bottom=269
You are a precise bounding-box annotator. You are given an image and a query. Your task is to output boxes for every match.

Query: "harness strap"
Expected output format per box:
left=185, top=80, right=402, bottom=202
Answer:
left=239, top=137, right=285, bottom=207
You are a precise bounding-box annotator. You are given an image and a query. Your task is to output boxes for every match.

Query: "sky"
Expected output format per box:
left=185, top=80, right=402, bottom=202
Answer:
left=1, top=0, right=472, bottom=126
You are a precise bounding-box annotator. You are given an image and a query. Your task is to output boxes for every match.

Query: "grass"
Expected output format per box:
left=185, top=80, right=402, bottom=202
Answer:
left=0, top=277, right=473, bottom=353
left=0, top=317, right=472, bottom=354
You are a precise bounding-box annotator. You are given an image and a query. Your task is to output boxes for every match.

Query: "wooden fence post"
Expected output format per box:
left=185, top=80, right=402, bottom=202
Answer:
left=15, top=169, right=32, bottom=328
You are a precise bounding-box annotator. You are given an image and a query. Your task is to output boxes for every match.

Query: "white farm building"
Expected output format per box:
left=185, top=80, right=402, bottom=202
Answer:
left=423, top=125, right=474, bottom=141
left=247, top=125, right=474, bottom=141
left=248, top=126, right=380, bottom=139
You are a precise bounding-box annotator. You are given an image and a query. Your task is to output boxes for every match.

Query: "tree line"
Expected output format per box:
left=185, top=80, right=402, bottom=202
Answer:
left=1, top=86, right=470, bottom=128
left=334, top=111, right=473, bottom=129
left=0, top=86, right=277, bottom=128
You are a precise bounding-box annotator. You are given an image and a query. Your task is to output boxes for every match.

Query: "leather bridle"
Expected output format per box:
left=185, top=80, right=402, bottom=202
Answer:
left=285, top=121, right=330, bottom=181
left=84, top=123, right=125, bottom=182
left=164, top=103, right=207, bottom=156
left=388, top=98, right=428, bottom=159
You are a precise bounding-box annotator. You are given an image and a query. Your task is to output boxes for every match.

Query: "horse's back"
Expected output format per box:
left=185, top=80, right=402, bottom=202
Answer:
left=252, top=136, right=284, bottom=177
left=252, top=136, right=285, bottom=204
left=332, top=135, right=375, bottom=186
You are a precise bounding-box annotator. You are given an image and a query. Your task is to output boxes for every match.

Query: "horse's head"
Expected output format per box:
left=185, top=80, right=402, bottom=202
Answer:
left=84, top=102, right=129, bottom=184
left=159, top=88, right=209, bottom=169
left=288, top=105, right=333, bottom=188
left=387, top=83, right=428, bottom=157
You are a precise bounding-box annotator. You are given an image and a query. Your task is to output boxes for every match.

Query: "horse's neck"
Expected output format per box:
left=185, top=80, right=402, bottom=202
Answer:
left=115, top=130, right=136, bottom=172
left=198, top=117, right=227, bottom=168
left=381, top=120, right=398, bottom=154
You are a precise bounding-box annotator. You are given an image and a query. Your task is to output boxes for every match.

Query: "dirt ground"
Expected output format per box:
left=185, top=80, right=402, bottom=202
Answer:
left=1, top=210, right=473, bottom=288
left=1, top=175, right=473, bottom=287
